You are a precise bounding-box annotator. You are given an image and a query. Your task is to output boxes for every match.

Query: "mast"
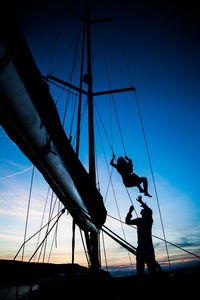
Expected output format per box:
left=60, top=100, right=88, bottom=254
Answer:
left=86, top=0, right=95, bottom=183
left=85, top=0, right=100, bottom=270
left=47, top=0, right=134, bottom=270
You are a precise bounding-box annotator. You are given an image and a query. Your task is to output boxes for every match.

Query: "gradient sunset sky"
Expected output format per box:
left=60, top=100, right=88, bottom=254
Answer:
left=0, top=0, right=200, bottom=273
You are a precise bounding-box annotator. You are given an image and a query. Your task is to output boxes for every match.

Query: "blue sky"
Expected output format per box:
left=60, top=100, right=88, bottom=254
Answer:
left=0, top=0, right=200, bottom=272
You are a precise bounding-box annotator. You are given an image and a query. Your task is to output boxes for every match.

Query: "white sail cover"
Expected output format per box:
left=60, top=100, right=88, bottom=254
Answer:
left=0, top=14, right=107, bottom=232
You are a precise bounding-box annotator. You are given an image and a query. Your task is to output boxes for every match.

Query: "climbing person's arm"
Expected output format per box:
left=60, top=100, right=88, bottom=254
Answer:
left=125, top=155, right=133, bottom=173
left=125, top=155, right=132, bottom=163
left=110, top=154, right=117, bottom=168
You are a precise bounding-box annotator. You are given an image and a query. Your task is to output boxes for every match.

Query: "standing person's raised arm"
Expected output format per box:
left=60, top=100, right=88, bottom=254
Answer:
left=125, top=205, right=138, bottom=225
left=136, top=195, right=151, bottom=212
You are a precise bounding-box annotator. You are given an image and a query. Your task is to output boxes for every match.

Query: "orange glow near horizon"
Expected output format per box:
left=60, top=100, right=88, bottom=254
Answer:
left=1, top=253, right=198, bottom=274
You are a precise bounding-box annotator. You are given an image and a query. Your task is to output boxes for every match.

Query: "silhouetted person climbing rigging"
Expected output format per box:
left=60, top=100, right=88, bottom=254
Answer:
left=110, top=154, right=152, bottom=197
left=125, top=196, right=162, bottom=276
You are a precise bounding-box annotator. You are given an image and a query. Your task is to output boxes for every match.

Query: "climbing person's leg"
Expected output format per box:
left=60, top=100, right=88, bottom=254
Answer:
left=130, top=174, right=145, bottom=193
left=139, top=177, right=152, bottom=197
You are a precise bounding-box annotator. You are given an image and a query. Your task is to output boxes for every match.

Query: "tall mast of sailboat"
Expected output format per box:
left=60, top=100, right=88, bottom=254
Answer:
left=86, top=0, right=96, bottom=183
left=46, top=0, right=135, bottom=270
left=84, top=0, right=101, bottom=270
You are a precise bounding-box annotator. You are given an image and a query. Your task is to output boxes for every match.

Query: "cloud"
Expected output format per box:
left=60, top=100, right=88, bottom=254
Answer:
left=176, top=237, right=195, bottom=247
left=0, top=207, right=25, bottom=218
left=3, top=159, right=30, bottom=169
left=175, top=236, right=200, bottom=248
left=0, top=140, right=199, bottom=266
left=0, top=233, right=23, bottom=242
left=0, top=166, right=33, bottom=180
left=0, top=205, right=44, bottom=219
left=153, top=242, right=162, bottom=248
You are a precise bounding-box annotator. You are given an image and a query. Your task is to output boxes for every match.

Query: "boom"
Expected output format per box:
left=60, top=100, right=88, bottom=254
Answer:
left=0, top=13, right=106, bottom=232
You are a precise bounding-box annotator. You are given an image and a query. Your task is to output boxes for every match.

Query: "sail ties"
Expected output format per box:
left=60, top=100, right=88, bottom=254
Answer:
left=40, top=138, right=56, bottom=157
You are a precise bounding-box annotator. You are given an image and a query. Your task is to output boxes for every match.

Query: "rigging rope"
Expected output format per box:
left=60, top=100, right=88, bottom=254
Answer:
left=75, top=21, right=86, bottom=156
left=34, top=186, right=50, bottom=262
left=102, top=226, right=136, bottom=256
left=47, top=225, right=58, bottom=263
left=62, top=23, right=82, bottom=131
left=107, top=22, right=172, bottom=270
left=55, top=201, right=61, bottom=248
left=72, top=219, right=76, bottom=264
left=47, top=14, right=65, bottom=76
left=36, top=13, right=175, bottom=270
left=94, top=113, right=133, bottom=268
left=109, top=95, right=114, bottom=153
left=95, top=26, right=126, bottom=156
left=71, top=97, right=88, bottom=147
left=69, top=93, right=78, bottom=139
left=95, top=24, right=132, bottom=88
left=103, top=225, right=137, bottom=252
left=125, top=187, right=138, bottom=218
left=42, top=190, right=54, bottom=262
left=14, top=209, right=64, bottom=260
left=44, top=23, right=86, bottom=264
left=47, top=202, right=63, bottom=263
left=107, top=214, right=200, bottom=260
left=101, top=231, right=109, bottom=271
left=49, top=21, right=82, bottom=76
left=95, top=25, right=139, bottom=219
left=38, top=192, right=58, bottom=262
left=3, top=209, right=65, bottom=300
left=115, top=21, right=135, bottom=86
left=93, top=100, right=114, bottom=154
left=22, top=166, right=35, bottom=261
left=134, top=90, right=171, bottom=270
left=79, top=228, right=90, bottom=265
left=104, top=168, right=113, bottom=204
left=28, top=209, right=65, bottom=263
left=111, top=96, right=126, bottom=157
left=94, top=101, right=138, bottom=216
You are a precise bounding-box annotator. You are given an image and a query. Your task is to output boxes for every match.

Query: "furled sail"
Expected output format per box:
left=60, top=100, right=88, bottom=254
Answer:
left=0, top=14, right=107, bottom=231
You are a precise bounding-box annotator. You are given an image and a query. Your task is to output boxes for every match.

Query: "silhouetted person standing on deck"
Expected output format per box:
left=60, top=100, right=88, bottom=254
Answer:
left=125, top=196, right=161, bottom=275
left=110, top=154, right=152, bottom=197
